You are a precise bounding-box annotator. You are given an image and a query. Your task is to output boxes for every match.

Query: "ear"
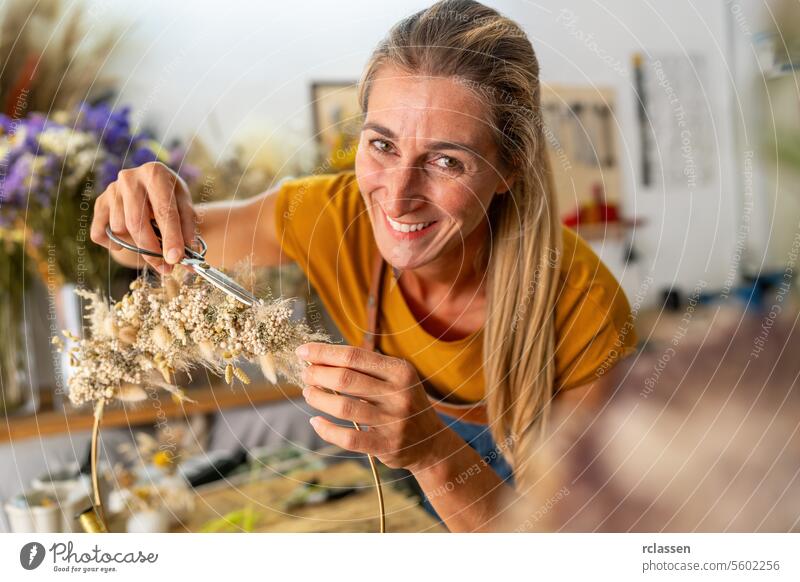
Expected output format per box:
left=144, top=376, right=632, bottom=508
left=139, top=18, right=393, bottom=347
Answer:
left=494, top=169, right=518, bottom=195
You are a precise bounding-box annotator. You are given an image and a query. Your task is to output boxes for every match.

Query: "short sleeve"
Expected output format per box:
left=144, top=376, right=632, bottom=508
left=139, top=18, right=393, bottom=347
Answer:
left=273, top=171, right=374, bottom=345
left=553, top=229, right=638, bottom=391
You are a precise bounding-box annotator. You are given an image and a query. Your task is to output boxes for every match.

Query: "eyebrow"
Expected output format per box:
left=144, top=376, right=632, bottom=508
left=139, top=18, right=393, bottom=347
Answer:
left=361, top=122, right=480, bottom=155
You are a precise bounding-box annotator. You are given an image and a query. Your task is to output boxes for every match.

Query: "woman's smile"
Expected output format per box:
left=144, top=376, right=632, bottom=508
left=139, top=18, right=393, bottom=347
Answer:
left=381, top=206, right=439, bottom=241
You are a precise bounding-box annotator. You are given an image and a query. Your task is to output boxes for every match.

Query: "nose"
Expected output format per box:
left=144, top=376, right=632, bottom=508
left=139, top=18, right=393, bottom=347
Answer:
left=382, top=164, right=425, bottom=218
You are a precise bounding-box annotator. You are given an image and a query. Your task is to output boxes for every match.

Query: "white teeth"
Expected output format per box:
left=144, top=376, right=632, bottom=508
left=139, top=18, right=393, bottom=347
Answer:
left=386, top=214, right=433, bottom=234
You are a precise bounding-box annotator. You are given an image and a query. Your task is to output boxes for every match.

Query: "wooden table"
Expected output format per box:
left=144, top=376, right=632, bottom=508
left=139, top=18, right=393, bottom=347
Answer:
left=170, top=460, right=446, bottom=533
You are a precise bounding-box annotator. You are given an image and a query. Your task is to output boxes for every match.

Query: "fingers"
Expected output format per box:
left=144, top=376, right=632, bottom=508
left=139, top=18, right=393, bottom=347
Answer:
left=296, top=343, right=404, bottom=382
left=108, top=185, right=125, bottom=233
left=308, top=415, right=381, bottom=454
left=90, top=163, right=196, bottom=275
left=120, top=177, right=169, bottom=274
left=302, top=385, right=390, bottom=427
left=301, top=364, right=389, bottom=398
left=106, top=187, right=125, bottom=252
left=90, top=194, right=113, bottom=248
left=176, top=192, right=198, bottom=249
left=144, top=166, right=185, bottom=265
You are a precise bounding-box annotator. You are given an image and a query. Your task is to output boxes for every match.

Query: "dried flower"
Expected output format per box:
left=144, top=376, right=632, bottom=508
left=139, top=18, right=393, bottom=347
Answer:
left=59, top=265, right=326, bottom=407
left=233, top=367, right=250, bottom=385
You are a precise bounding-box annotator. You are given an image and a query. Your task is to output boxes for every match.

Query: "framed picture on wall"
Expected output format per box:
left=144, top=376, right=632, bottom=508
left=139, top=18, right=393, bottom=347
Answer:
left=310, top=81, right=362, bottom=171
left=542, top=84, right=634, bottom=239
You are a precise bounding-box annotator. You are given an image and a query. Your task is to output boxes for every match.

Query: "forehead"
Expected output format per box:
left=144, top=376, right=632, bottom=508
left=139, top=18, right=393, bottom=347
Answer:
left=365, top=65, right=495, bottom=147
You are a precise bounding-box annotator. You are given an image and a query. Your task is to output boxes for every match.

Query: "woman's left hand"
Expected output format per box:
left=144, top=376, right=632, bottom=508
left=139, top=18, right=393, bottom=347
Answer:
left=296, top=342, right=447, bottom=471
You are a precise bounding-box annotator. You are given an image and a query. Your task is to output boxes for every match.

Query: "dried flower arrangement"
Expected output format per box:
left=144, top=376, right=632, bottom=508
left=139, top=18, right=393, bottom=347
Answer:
left=52, top=265, right=327, bottom=532
left=54, top=266, right=388, bottom=533
left=55, top=263, right=327, bottom=409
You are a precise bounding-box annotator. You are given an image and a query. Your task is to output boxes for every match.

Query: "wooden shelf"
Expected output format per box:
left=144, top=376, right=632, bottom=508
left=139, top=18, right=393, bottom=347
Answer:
left=0, top=382, right=302, bottom=444
left=572, top=218, right=644, bottom=242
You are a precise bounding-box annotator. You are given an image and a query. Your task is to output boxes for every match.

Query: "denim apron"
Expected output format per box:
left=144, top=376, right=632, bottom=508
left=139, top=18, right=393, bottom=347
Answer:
left=361, top=253, right=515, bottom=521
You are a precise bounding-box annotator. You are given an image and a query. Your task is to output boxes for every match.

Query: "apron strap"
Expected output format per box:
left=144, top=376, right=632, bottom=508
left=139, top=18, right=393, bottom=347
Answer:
left=361, top=250, right=386, bottom=352
left=361, top=249, right=489, bottom=425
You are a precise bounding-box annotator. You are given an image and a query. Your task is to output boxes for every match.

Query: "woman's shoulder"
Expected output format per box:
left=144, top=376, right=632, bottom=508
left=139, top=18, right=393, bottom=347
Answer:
left=279, top=169, right=359, bottom=191
left=554, top=226, right=637, bottom=390
left=278, top=171, right=361, bottom=219
left=273, top=170, right=368, bottom=259
left=557, top=226, right=622, bottom=301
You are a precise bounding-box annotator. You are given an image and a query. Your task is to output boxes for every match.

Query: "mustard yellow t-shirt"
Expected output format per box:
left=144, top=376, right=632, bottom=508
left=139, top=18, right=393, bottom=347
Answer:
left=274, top=171, right=637, bottom=403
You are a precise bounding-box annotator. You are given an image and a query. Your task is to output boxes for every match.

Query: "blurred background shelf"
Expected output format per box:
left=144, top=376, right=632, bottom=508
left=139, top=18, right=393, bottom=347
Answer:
left=0, top=382, right=302, bottom=444
left=572, top=218, right=644, bottom=242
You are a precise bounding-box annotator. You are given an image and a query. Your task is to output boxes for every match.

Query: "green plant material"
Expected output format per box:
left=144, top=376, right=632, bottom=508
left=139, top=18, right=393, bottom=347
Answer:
left=198, top=507, right=261, bottom=533
left=0, top=236, right=32, bottom=415
left=775, top=131, right=800, bottom=170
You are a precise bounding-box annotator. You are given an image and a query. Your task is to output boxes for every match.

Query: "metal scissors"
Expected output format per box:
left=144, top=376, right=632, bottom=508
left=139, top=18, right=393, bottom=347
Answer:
left=105, top=219, right=260, bottom=307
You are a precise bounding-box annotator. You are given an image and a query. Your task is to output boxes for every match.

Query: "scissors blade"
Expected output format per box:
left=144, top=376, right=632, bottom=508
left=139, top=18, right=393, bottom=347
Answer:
left=183, top=259, right=260, bottom=307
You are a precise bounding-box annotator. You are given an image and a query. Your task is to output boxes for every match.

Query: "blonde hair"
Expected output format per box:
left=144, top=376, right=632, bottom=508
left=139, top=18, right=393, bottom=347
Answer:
left=358, top=0, right=561, bottom=479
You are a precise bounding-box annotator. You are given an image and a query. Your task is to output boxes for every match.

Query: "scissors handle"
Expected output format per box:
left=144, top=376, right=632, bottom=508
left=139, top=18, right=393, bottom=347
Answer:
left=147, top=219, right=207, bottom=261
left=104, top=220, right=207, bottom=261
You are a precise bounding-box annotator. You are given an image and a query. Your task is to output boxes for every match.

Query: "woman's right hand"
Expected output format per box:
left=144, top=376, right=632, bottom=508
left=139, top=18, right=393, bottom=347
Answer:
left=90, top=162, right=197, bottom=274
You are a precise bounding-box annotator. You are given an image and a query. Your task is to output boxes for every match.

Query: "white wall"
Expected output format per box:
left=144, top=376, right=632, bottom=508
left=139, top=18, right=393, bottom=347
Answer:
left=90, top=0, right=760, bottom=303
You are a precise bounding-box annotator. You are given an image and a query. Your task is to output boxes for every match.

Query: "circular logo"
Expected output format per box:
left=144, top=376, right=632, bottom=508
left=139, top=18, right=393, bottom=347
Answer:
left=20, top=542, right=46, bottom=570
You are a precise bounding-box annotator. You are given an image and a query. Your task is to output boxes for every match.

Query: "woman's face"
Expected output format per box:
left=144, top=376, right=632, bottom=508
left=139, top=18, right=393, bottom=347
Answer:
left=355, top=64, right=513, bottom=272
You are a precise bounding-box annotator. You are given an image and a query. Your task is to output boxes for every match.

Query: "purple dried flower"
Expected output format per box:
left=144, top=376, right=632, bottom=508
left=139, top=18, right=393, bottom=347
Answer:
left=131, top=146, right=158, bottom=166
left=0, top=114, right=14, bottom=134
left=1, top=154, right=31, bottom=207
left=98, top=158, right=121, bottom=192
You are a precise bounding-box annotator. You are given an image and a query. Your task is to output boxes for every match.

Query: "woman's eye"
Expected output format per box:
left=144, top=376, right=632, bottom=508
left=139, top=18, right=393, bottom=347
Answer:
left=433, top=156, right=463, bottom=172
left=370, top=139, right=393, bottom=154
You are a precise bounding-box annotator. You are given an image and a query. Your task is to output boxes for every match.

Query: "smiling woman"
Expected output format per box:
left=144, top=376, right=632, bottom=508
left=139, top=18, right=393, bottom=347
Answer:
left=91, top=0, right=636, bottom=532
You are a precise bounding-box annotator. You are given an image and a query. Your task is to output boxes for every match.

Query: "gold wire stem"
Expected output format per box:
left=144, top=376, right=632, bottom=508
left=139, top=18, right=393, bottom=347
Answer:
left=87, top=399, right=109, bottom=532
left=352, top=420, right=385, bottom=533
left=321, top=387, right=386, bottom=533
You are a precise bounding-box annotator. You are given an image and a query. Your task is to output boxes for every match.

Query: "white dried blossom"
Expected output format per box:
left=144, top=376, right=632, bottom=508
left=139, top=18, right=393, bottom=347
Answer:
left=61, top=265, right=326, bottom=407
